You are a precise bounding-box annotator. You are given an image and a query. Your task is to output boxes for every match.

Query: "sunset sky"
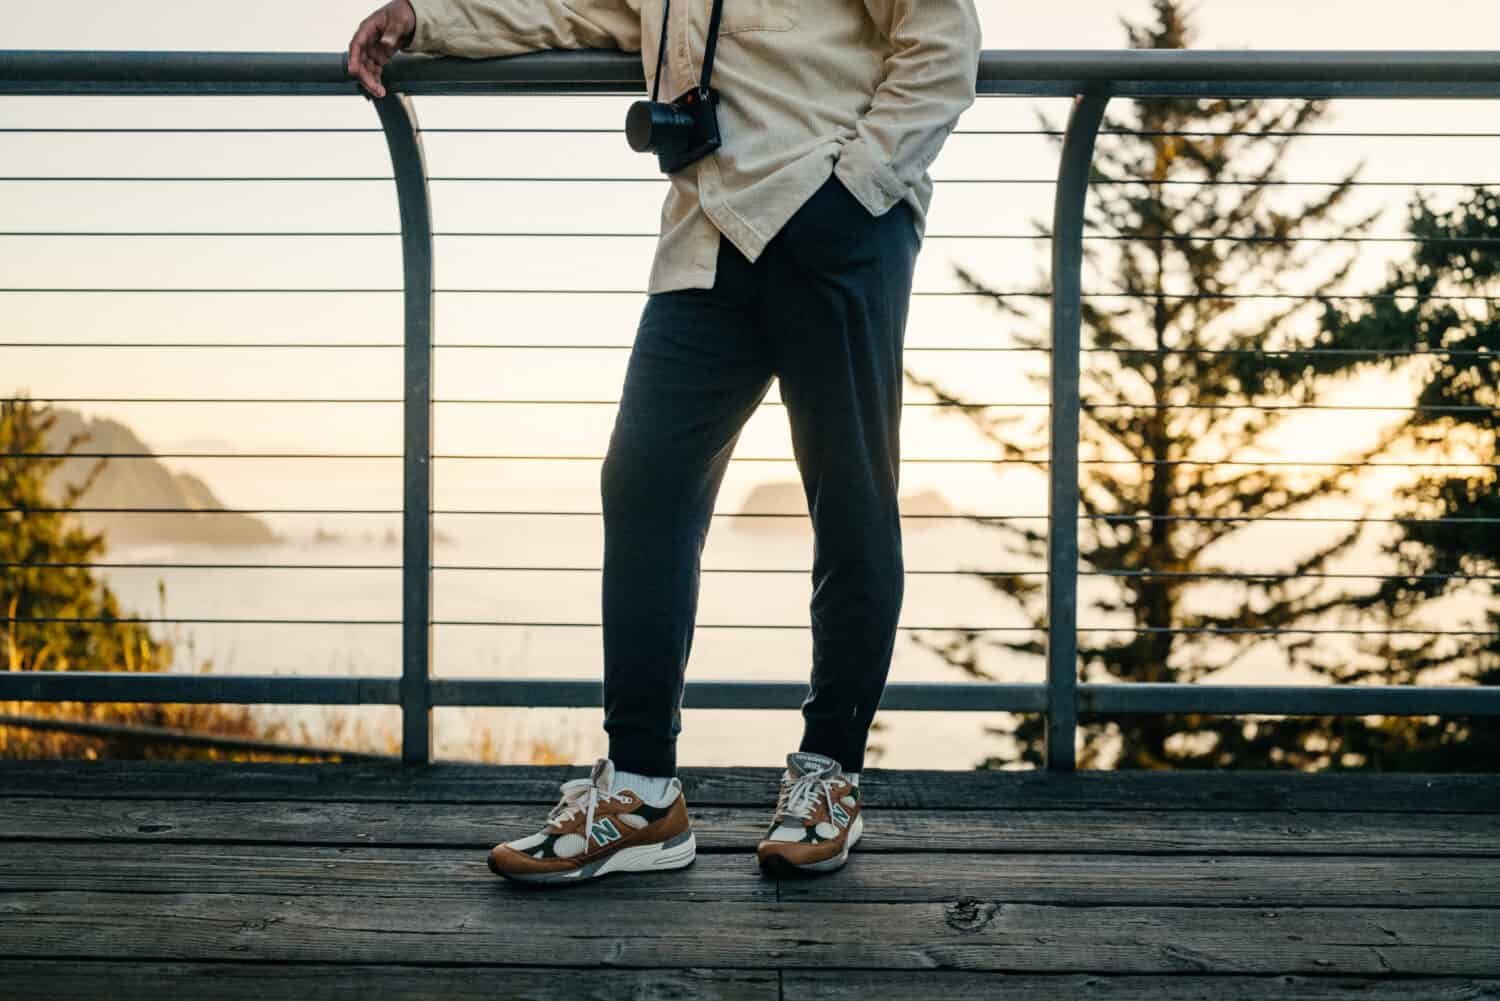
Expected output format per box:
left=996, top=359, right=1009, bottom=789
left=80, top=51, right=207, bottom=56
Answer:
left=7, top=0, right=1495, bottom=516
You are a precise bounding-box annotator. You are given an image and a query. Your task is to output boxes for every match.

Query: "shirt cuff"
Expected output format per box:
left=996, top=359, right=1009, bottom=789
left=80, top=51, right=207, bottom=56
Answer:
left=404, top=0, right=447, bottom=53
left=833, top=138, right=909, bottom=217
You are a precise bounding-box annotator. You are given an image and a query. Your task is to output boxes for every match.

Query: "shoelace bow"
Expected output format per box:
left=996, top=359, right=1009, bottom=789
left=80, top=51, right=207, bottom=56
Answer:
left=546, top=777, right=626, bottom=847
left=778, top=767, right=840, bottom=823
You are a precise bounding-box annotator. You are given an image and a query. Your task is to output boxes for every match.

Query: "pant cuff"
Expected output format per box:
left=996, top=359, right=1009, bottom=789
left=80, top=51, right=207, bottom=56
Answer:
left=798, top=723, right=863, bottom=774
left=607, top=729, right=678, bottom=777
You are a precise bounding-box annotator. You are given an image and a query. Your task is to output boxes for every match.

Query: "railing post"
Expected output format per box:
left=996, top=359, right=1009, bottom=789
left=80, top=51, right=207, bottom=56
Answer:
left=374, top=93, right=435, bottom=764
left=1045, top=91, right=1108, bottom=772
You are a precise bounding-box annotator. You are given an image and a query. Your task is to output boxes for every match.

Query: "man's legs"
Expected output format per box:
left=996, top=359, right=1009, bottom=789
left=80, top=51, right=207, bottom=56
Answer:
left=600, top=239, right=776, bottom=777
left=763, top=174, right=922, bottom=774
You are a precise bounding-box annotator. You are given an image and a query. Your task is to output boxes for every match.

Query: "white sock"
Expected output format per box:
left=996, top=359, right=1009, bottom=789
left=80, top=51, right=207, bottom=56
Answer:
left=611, top=768, right=677, bottom=804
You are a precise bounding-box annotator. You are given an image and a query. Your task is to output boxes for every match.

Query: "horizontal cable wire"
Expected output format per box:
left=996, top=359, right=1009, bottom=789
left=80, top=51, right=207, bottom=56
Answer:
left=1093, top=403, right=1500, bottom=413
left=1084, top=627, right=1499, bottom=636
left=1100, top=348, right=1500, bottom=358
left=1090, top=513, right=1500, bottom=524
left=3, top=396, right=1037, bottom=407
left=7, top=127, right=1500, bottom=138
left=2, top=561, right=403, bottom=571
left=2, top=230, right=406, bottom=238
left=6, top=616, right=403, bottom=626
left=2, top=175, right=1495, bottom=187
left=6, top=617, right=1491, bottom=637
left=9, top=397, right=408, bottom=404
left=1095, top=569, right=1500, bottom=582
left=1097, top=128, right=1500, bottom=138
left=431, top=512, right=1499, bottom=525
left=7, top=509, right=1500, bottom=526
left=0, top=339, right=412, bottom=346
left=8, top=452, right=406, bottom=460
left=493, top=401, right=1491, bottom=413
left=0, top=561, right=1037, bottom=576
left=0, top=561, right=999, bottom=575
left=0, top=510, right=405, bottom=516
left=7, top=453, right=1495, bottom=468
left=0, top=291, right=407, bottom=296
left=2, top=615, right=1027, bottom=630
left=3, top=344, right=1496, bottom=358
left=0, top=127, right=392, bottom=134
left=3, top=291, right=1495, bottom=301
left=9, top=397, right=1496, bottom=414
left=5, top=616, right=1490, bottom=636
left=7, top=230, right=1499, bottom=245
left=7, top=562, right=1498, bottom=583
left=5, top=341, right=1041, bottom=349
left=0, top=176, right=404, bottom=182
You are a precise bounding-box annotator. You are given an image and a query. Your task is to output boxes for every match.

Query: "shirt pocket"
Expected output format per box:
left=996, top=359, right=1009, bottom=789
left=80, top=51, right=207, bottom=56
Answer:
left=719, top=0, right=798, bottom=34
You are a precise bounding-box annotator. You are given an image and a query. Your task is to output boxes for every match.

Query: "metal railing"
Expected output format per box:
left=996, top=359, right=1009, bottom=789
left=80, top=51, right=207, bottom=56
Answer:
left=3, top=47, right=1500, bottom=768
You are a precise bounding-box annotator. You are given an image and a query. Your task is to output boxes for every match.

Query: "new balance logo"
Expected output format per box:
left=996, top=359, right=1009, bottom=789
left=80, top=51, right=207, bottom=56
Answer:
left=831, top=803, right=851, bottom=827
left=589, top=817, right=622, bottom=846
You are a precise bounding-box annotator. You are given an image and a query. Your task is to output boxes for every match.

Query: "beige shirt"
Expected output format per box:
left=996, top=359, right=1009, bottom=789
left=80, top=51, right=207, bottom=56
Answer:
left=406, top=0, right=982, bottom=294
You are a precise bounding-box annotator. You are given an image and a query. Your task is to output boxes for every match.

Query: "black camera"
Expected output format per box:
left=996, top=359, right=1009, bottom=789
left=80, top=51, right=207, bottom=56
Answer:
left=626, top=86, right=722, bottom=175
left=627, top=0, right=725, bottom=175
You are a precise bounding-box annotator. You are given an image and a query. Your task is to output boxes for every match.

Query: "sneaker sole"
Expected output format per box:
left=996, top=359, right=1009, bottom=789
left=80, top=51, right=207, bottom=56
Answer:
left=492, top=829, right=697, bottom=886
left=759, top=812, right=863, bottom=878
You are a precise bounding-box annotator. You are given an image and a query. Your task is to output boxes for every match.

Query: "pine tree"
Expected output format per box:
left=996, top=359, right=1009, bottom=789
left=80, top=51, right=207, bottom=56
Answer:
left=910, top=0, right=1404, bottom=769
left=1, top=396, right=284, bottom=759
left=1309, top=186, right=1500, bottom=769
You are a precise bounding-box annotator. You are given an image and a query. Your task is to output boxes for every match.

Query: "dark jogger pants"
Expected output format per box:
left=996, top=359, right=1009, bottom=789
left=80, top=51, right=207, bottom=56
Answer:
left=600, top=173, right=922, bottom=777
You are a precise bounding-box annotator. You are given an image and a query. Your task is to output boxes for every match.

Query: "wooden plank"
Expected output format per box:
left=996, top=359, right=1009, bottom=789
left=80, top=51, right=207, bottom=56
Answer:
left=2, top=964, right=1495, bottom=1001
left=0, top=844, right=772, bottom=901
left=4, top=761, right=1499, bottom=812
left=5, top=797, right=1499, bottom=855
left=0, top=962, right=778, bottom=1001
left=0, top=797, right=749, bottom=849
left=784, top=972, right=1500, bottom=1000
left=2, top=843, right=1495, bottom=908
left=3, top=893, right=1498, bottom=973
left=773, top=852, right=1500, bottom=908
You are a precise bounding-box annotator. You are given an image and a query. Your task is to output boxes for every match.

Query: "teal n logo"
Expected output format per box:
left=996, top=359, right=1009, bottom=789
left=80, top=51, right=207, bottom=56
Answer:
left=831, top=803, right=851, bottom=827
left=590, top=817, right=622, bottom=845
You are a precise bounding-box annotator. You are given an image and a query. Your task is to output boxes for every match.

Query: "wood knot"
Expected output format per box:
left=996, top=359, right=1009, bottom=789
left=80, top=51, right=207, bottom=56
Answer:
left=943, top=896, right=998, bottom=933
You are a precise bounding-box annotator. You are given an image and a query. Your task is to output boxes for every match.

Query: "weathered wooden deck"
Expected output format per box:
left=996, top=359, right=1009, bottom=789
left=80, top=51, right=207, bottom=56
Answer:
left=2, top=762, right=1498, bottom=999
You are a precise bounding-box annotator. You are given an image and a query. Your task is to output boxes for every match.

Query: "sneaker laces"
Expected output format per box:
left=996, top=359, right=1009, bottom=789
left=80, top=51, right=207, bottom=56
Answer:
left=546, top=777, right=625, bottom=848
left=777, top=765, right=839, bottom=823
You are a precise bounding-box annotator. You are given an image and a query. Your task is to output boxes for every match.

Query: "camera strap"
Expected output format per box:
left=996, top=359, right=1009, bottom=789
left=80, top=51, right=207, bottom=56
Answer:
left=700, top=0, right=726, bottom=89
left=648, top=0, right=728, bottom=102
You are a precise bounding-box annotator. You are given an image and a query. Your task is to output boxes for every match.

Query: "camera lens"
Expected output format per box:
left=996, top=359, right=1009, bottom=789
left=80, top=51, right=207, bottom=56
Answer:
left=625, top=101, right=659, bottom=152
left=626, top=100, right=697, bottom=153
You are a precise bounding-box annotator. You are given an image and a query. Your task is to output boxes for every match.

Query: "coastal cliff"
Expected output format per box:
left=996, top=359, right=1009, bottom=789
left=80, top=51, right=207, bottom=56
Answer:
left=44, top=408, right=276, bottom=547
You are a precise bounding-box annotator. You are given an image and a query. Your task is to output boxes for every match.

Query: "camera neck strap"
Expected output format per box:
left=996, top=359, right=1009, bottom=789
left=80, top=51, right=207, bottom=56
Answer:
left=649, top=0, right=727, bottom=102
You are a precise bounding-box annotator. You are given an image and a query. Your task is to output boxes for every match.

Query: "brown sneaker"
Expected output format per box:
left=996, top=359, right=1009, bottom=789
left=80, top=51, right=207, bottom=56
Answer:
left=488, top=757, right=696, bottom=885
left=755, top=751, right=863, bottom=877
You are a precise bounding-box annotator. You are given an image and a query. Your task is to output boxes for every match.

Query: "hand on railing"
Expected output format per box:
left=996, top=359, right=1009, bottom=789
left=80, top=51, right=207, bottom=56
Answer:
left=348, top=0, right=417, bottom=99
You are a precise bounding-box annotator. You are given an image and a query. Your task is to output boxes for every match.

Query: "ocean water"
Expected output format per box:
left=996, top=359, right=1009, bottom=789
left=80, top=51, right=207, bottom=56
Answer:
left=88, top=473, right=1431, bottom=769
left=97, top=511, right=1042, bottom=770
